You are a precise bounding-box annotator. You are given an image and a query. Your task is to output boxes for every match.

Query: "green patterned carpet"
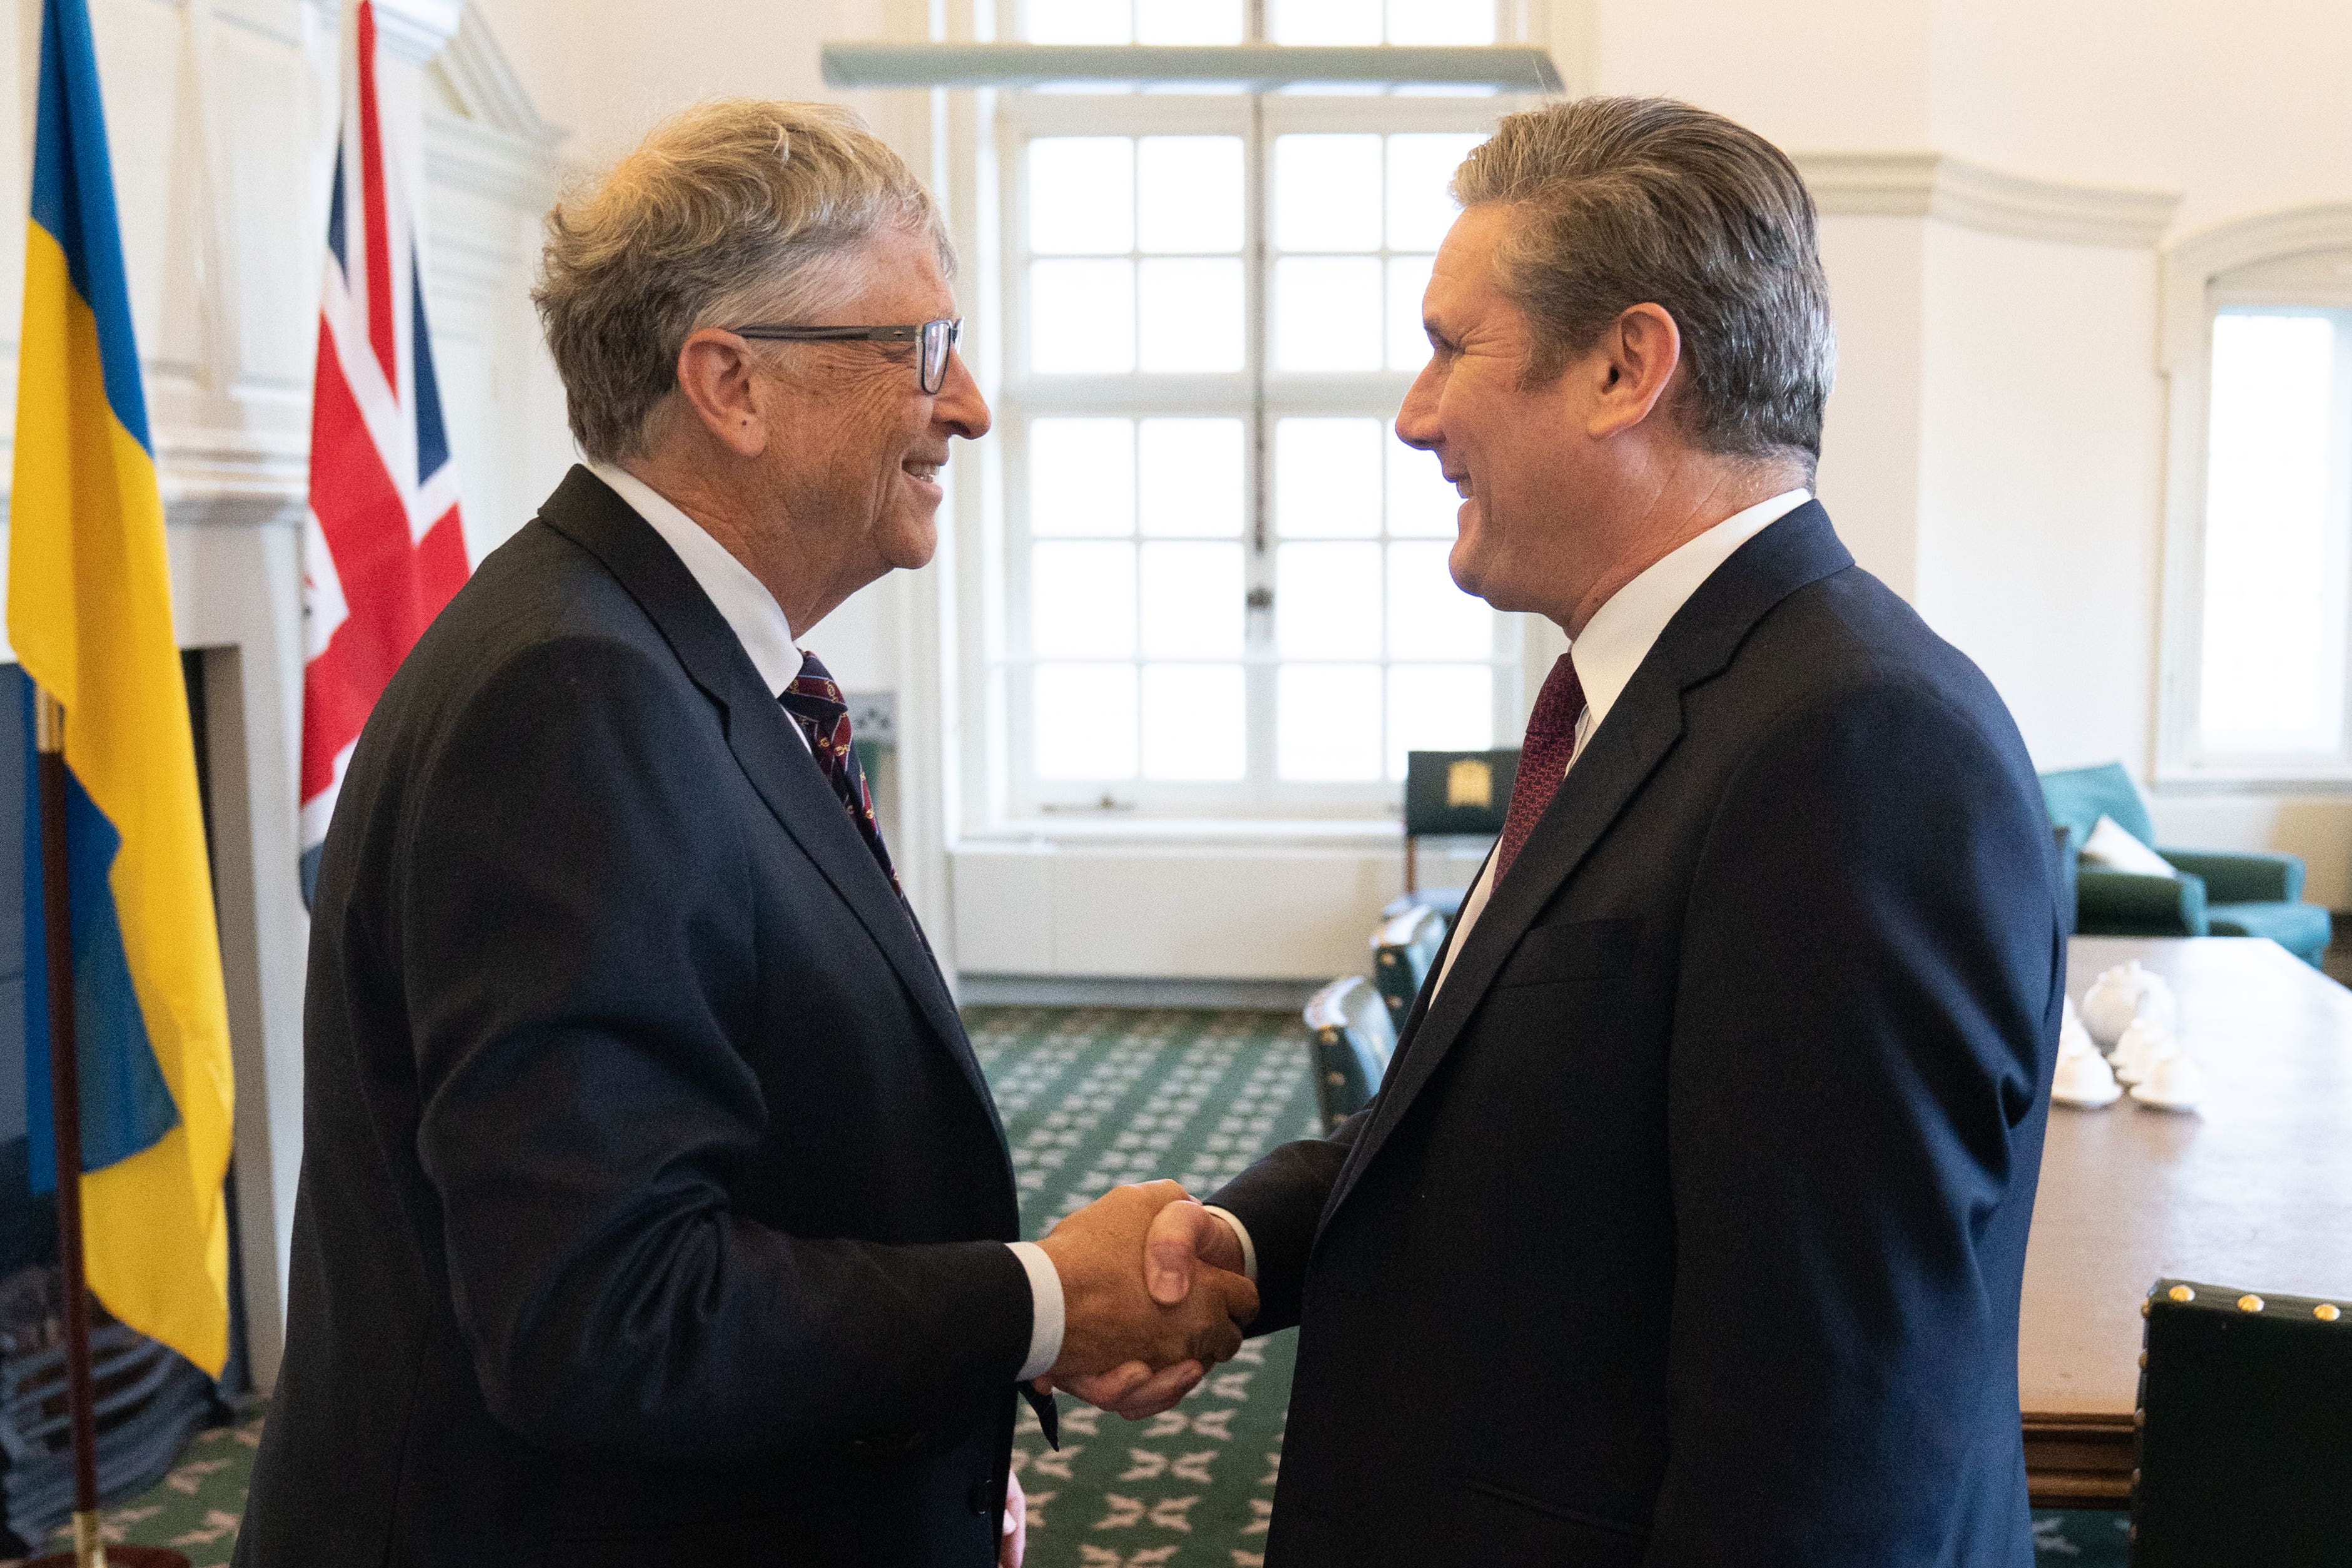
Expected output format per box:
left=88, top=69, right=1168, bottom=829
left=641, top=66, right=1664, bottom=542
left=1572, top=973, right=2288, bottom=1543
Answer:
left=7, top=1005, right=2129, bottom=1565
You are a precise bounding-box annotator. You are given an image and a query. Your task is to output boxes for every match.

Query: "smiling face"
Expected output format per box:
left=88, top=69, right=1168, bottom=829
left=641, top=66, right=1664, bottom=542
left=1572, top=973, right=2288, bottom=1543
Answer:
left=753, top=225, right=989, bottom=594
left=1394, top=205, right=1593, bottom=620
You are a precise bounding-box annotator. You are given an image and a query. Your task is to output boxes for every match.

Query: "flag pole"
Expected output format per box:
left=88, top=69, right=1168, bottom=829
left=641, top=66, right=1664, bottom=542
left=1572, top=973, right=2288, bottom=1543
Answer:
left=31, top=686, right=106, bottom=1568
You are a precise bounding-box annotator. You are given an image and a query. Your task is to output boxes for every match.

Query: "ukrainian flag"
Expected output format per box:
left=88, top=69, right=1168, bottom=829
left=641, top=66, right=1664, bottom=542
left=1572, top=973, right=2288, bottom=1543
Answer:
left=6, top=0, right=233, bottom=1379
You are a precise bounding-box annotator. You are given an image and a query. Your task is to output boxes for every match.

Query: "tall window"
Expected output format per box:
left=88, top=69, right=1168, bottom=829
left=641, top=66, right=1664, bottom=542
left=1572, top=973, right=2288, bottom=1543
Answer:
left=991, top=0, right=1526, bottom=820
left=2164, top=238, right=2352, bottom=780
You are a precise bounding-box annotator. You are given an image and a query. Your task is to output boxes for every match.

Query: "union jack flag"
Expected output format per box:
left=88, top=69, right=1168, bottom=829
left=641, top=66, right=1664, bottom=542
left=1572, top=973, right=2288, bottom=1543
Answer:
left=300, top=0, right=468, bottom=899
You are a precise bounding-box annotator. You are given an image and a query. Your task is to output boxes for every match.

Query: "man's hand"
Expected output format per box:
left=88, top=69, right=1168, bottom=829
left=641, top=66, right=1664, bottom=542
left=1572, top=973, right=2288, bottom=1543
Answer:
left=999, top=1472, right=1026, bottom=1568
left=1036, top=1181, right=1256, bottom=1389
left=1041, top=1194, right=1249, bottom=1420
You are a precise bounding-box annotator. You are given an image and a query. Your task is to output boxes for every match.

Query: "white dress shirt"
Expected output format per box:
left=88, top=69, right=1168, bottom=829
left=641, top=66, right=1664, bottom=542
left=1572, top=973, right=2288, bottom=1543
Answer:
left=590, top=462, right=1067, bottom=1382
left=1208, top=488, right=1812, bottom=1282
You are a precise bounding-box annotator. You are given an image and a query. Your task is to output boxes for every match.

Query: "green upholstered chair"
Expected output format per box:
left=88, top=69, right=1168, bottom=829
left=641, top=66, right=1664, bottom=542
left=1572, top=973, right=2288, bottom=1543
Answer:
left=2038, top=763, right=2330, bottom=967
left=2131, top=1278, right=2352, bottom=1565
left=1398, top=748, right=1519, bottom=924
left=1301, top=975, right=1395, bottom=1135
left=1370, top=903, right=1447, bottom=1032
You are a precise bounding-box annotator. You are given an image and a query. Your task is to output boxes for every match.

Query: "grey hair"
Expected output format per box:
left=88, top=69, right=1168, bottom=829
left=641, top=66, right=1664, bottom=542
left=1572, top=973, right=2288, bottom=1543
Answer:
left=1450, top=96, right=1836, bottom=471
left=533, top=98, right=954, bottom=463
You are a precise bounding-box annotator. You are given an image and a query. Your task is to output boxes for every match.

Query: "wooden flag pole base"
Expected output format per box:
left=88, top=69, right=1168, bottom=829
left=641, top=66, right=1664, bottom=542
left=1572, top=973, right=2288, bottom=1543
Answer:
left=28, top=694, right=189, bottom=1568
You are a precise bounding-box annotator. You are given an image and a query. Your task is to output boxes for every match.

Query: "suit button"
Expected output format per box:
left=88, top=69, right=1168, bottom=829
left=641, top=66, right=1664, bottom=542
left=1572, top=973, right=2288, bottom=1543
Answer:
left=969, top=1477, right=994, bottom=1515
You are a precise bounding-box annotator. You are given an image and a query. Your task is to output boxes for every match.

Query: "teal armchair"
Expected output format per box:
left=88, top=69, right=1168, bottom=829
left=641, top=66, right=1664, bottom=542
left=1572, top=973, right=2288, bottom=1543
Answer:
left=2039, top=763, right=2330, bottom=967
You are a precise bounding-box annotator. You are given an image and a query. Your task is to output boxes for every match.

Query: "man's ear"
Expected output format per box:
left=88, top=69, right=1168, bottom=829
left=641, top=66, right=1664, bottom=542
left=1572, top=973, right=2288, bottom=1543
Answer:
left=673, top=328, right=771, bottom=459
left=1586, top=302, right=1682, bottom=440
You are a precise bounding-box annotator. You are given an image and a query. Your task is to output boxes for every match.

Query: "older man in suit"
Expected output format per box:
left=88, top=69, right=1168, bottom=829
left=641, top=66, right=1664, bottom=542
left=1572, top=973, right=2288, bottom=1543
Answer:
left=1079, top=97, right=2062, bottom=1566
left=236, top=100, right=1253, bottom=1568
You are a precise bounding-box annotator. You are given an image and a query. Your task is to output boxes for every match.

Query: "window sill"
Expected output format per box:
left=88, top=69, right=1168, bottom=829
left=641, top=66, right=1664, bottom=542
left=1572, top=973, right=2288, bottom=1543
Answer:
left=957, top=814, right=1467, bottom=852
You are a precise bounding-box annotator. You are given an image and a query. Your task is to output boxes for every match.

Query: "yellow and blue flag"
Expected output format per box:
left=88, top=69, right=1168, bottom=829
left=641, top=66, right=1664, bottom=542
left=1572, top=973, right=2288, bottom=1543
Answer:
left=6, top=0, right=233, bottom=1379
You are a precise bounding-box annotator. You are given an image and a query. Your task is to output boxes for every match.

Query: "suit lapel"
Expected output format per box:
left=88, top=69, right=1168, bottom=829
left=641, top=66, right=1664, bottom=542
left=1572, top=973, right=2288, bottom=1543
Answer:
left=535, top=467, right=1004, bottom=1135
left=1320, top=503, right=1855, bottom=1231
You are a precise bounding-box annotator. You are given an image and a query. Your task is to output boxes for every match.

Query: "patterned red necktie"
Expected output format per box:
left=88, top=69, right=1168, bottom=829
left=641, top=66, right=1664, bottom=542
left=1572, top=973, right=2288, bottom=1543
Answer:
left=778, top=649, right=899, bottom=892
left=1494, top=652, right=1588, bottom=885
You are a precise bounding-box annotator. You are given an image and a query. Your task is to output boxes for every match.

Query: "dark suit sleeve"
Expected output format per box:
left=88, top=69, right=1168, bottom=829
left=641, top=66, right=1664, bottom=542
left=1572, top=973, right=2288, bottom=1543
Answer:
left=1207, top=1112, right=1365, bottom=1334
left=1644, top=680, right=2059, bottom=1564
left=397, top=634, right=1032, bottom=1465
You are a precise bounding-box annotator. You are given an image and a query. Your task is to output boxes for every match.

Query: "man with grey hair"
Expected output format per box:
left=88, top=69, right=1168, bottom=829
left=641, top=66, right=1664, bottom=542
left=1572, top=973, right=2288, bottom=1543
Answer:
left=1089, top=97, right=2061, bottom=1565
left=236, top=99, right=1253, bottom=1568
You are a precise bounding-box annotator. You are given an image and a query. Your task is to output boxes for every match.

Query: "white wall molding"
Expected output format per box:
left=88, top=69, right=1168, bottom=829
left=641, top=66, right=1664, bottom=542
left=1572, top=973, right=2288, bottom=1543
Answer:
left=424, top=108, right=561, bottom=209
left=370, top=0, right=462, bottom=66
left=431, top=1, right=563, bottom=149
left=1798, top=151, right=2179, bottom=248
left=2157, top=203, right=2352, bottom=369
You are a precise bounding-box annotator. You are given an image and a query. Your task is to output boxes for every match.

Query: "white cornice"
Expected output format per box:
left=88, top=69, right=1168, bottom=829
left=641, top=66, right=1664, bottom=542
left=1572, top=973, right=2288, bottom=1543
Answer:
left=370, top=0, right=463, bottom=66
left=432, top=2, right=565, bottom=148
left=1796, top=151, right=2180, bottom=249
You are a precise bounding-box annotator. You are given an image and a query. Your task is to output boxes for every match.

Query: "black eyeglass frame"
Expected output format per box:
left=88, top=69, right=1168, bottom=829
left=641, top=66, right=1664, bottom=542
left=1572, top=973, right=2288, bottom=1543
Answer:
left=728, top=318, right=962, bottom=394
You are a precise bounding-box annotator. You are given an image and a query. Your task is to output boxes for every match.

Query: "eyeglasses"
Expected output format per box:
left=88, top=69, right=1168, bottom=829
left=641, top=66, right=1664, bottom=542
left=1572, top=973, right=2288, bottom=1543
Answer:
left=728, top=318, right=962, bottom=394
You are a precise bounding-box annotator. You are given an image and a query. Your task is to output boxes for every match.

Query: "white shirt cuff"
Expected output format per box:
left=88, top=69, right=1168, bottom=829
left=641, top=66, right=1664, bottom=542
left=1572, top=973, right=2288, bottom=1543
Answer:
left=1007, top=1241, right=1064, bottom=1383
left=1201, top=1206, right=1258, bottom=1285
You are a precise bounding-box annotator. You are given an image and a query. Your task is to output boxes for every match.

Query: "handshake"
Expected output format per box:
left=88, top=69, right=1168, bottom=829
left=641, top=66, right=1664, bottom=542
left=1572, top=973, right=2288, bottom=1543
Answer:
left=1035, top=1180, right=1258, bottom=1420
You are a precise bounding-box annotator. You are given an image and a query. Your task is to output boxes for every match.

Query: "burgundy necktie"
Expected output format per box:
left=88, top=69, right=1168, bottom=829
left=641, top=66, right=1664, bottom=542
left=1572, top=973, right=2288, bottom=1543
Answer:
left=1494, top=653, right=1588, bottom=885
left=777, top=649, right=899, bottom=893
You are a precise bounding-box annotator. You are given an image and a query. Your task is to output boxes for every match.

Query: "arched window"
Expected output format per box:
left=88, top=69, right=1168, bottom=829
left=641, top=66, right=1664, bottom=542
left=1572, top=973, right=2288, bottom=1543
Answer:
left=2159, top=207, right=2352, bottom=780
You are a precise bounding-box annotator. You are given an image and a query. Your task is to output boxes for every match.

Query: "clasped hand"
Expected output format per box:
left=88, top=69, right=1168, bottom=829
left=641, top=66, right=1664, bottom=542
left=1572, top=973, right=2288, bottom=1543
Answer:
left=1034, top=1180, right=1256, bottom=1420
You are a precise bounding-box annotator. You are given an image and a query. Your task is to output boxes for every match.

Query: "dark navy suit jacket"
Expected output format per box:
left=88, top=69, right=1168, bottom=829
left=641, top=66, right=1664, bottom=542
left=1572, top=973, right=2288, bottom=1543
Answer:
left=237, top=468, right=1036, bottom=1567
left=1212, top=503, right=2062, bottom=1567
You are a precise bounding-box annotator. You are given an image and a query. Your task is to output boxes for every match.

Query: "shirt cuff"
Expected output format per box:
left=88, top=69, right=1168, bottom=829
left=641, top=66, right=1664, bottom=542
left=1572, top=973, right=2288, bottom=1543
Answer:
left=1201, top=1206, right=1258, bottom=1285
left=1007, top=1241, right=1064, bottom=1383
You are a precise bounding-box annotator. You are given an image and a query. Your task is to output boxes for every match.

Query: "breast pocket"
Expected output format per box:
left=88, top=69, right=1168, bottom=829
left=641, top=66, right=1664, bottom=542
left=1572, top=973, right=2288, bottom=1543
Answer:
left=1491, top=916, right=1642, bottom=991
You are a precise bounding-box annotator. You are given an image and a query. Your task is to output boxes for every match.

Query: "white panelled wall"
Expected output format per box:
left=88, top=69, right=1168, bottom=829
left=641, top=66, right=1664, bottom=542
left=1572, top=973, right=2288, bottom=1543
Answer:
left=0, top=0, right=564, bottom=1389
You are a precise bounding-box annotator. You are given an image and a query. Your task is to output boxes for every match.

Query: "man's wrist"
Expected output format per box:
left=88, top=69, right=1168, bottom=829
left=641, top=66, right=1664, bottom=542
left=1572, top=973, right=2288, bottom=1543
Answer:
left=1200, top=1206, right=1257, bottom=1284
left=1006, top=1241, right=1064, bottom=1383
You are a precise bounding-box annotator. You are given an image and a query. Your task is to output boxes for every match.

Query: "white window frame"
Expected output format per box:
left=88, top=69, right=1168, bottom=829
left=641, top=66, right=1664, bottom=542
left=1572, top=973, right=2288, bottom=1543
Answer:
left=2156, top=208, right=2352, bottom=786
left=955, top=2, right=1550, bottom=830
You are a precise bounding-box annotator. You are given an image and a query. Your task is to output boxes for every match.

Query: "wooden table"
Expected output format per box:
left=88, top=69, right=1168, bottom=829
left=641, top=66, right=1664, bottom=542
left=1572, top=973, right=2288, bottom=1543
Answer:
left=2021, top=936, right=2352, bottom=1507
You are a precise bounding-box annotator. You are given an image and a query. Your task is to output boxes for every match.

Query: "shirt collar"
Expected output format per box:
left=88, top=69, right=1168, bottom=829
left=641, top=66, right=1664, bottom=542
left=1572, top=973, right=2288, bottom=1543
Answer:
left=588, top=461, right=804, bottom=697
left=1569, top=489, right=1812, bottom=741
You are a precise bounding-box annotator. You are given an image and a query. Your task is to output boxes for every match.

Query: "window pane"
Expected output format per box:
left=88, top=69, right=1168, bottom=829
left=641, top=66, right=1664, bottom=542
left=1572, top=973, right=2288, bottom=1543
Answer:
left=1387, top=133, right=1479, bottom=250
left=1028, top=0, right=1134, bottom=41
left=1141, top=418, right=1245, bottom=536
left=1387, top=541, right=1490, bottom=658
left=1270, top=0, right=1382, bottom=44
left=1030, top=419, right=1135, bottom=536
left=1275, top=257, right=1383, bottom=371
left=1029, top=138, right=1134, bottom=254
left=1276, top=418, right=1383, bottom=537
left=1036, top=664, right=1139, bottom=778
left=1143, top=664, right=1246, bottom=778
left=1274, top=135, right=1383, bottom=252
left=1387, top=438, right=1460, bottom=537
left=1031, top=260, right=1136, bottom=373
left=1278, top=541, right=1383, bottom=658
left=1139, top=136, right=1245, bottom=252
left=1136, top=0, right=1243, bottom=43
left=2199, top=312, right=2350, bottom=753
left=1279, top=664, right=1383, bottom=780
left=1141, top=541, right=1245, bottom=657
left=1139, top=258, right=1246, bottom=372
left=1385, top=0, right=1494, bottom=44
left=1387, top=254, right=1435, bottom=372
left=1033, top=541, right=1138, bottom=656
left=1388, top=664, right=1494, bottom=778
